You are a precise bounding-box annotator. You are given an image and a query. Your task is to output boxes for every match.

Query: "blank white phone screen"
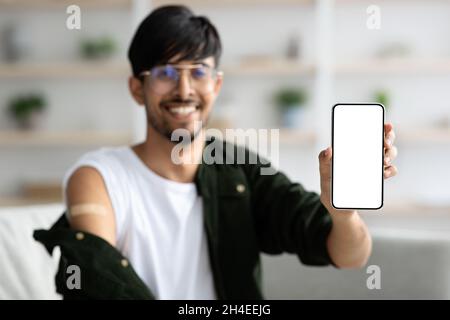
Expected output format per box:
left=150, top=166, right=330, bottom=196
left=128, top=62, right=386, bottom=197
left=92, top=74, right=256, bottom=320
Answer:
left=332, top=104, right=384, bottom=209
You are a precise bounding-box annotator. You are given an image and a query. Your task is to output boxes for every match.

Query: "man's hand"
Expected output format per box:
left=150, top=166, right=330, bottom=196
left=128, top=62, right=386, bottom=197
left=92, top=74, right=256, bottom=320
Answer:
left=317, top=123, right=397, bottom=268
left=319, top=123, right=398, bottom=214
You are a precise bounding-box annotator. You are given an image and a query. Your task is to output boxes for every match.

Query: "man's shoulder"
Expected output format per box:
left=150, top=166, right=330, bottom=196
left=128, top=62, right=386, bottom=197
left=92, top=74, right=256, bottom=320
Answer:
left=63, top=145, right=131, bottom=192
left=77, top=145, right=130, bottom=163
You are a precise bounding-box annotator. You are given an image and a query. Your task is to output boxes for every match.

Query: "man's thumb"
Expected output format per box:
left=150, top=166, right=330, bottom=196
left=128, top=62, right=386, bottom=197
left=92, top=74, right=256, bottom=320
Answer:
left=319, top=147, right=332, bottom=162
left=319, top=147, right=332, bottom=176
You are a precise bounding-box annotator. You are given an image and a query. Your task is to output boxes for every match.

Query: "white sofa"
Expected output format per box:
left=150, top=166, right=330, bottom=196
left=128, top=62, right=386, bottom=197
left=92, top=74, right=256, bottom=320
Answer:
left=263, top=212, right=450, bottom=299
left=2, top=204, right=450, bottom=299
left=0, top=204, right=63, bottom=300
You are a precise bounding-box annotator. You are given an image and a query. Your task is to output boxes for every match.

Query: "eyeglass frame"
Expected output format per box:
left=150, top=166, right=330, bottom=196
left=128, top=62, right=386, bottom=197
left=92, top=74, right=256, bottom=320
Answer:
left=138, top=63, right=224, bottom=94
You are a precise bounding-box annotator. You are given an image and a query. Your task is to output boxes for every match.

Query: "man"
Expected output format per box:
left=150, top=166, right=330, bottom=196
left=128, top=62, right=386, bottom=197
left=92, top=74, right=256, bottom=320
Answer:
left=35, top=5, right=398, bottom=300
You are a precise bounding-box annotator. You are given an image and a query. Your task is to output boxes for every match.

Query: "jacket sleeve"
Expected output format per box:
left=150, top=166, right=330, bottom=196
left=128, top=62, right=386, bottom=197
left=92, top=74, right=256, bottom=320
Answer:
left=33, top=213, right=155, bottom=300
left=243, top=152, right=334, bottom=266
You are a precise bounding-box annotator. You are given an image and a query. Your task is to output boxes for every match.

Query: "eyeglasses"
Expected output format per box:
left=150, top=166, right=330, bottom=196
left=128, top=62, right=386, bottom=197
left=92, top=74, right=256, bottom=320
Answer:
left=139, top=63, right=223, bottom=95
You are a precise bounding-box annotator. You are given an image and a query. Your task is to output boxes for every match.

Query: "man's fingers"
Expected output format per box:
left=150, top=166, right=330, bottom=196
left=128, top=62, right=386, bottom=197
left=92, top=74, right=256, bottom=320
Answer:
left=384, top=127, right=396, bottom=148
left=384, top=123, right=393, bottom=133
left=384, top=165, right=398, bottom=179
left=384, top=145, right=398, bottom=165
left=383, top=124, right=398, bottom=164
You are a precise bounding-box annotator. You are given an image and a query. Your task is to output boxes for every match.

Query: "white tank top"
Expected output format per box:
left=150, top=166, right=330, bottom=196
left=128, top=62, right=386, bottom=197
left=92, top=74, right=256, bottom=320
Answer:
left=62, top=146, right=217, bottom=300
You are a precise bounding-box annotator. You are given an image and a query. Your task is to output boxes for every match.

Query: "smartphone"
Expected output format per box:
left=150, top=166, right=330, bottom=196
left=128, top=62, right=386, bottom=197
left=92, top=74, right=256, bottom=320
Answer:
left=332, top=103, right=385, bottom=210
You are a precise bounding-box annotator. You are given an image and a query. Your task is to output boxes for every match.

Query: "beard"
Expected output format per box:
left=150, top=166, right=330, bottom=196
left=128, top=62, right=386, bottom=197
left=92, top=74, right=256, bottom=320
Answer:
left=145, top=98, right=210, bottom=144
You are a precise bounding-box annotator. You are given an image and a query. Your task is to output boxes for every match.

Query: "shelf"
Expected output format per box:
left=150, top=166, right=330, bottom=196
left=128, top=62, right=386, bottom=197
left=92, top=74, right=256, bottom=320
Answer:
left=0, top=196, right=61, bottom=207
left=335, top=58, right=450, bottom=75
left=0, top=131, right=132, bottom=146
left=0, top=0, right=132, bottom=9
left=0, top=60, right=313, bottom=79
left=154, top=0, right=314, bottom=7
left=3, top=59, right=448, bottom=78
left=279, top=128, right=317, bottom=144
left=396, top=127, right=450, bottom=144
left=223, top=60, right=315, bottom=76
left=0, top=62, right=130, bottom=79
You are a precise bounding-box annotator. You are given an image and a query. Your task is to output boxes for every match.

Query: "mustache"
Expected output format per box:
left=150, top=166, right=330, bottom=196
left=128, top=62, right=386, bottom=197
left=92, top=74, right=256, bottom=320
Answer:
left=160, top=98, right=200, bottom=107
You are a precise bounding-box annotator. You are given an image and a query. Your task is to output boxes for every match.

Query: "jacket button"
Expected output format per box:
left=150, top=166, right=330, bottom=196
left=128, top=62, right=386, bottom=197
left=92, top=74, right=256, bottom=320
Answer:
left=121, top=259, right=129, bottom=267
left=75, top=232, right=84, bottom=240
left=236, top=184, right=245, bottom=193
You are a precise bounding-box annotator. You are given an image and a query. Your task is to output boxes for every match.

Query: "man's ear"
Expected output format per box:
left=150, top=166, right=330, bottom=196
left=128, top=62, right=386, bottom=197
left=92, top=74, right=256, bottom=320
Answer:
left=128, top=76, right=145, bottom=106
left=213, top=74, right=223, bottom=95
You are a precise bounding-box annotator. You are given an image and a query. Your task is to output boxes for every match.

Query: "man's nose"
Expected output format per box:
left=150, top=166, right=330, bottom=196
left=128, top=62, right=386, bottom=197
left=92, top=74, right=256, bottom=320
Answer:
left=175, top=72, right=193, bottom=100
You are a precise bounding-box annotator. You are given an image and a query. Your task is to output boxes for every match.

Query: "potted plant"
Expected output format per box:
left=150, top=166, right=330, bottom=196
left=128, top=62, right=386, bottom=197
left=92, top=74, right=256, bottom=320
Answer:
left=7, top=93, right=47, bottom=130
left=374, top=89, right=390, bottom=111
left=274, top=87, right=308, bottom=128
left=80, top=35, right=116, bottom=60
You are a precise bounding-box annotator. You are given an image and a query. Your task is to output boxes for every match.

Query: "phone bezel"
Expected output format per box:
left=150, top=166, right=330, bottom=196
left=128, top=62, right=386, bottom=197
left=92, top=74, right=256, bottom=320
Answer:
left=331, top=103, right=385, bottom=210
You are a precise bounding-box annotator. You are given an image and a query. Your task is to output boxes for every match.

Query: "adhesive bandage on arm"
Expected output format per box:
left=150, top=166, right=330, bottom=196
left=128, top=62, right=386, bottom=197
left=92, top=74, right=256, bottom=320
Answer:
left=69, top=203, right=108, bottom=217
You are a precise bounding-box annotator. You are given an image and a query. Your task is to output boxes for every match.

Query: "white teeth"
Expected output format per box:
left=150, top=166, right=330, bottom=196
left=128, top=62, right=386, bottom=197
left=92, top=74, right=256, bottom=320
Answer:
left=167, top=106, right=197, bottom=115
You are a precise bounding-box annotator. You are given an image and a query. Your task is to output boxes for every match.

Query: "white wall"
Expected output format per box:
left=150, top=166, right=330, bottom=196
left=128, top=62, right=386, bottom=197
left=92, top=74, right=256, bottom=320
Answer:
left=0, top=1, right=449, bottom=206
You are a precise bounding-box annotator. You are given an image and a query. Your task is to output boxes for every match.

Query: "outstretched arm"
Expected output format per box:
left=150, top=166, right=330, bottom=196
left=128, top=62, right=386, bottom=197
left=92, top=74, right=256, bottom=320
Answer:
left=318, top=123, right=398, bottom=268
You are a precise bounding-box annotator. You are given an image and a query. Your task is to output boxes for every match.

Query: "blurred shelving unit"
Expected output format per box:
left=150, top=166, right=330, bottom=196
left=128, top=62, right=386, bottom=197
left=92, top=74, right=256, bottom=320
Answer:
left=334, top=58, right=450, bottom=75
left=0, top=0, right=132, bottom=9
left=1, top=0, right=450, bottom=206
left=395, top=127, right=450, bottom=144
left=0, top=0, right=315, bottom=7
left=0, top=62, right=130, bottom=78
left=0, top=131, right=132, bottom=146
left=153, top=0, right=314, bottom=7
left=0, top=196, right=59, bottom=207
left=0, top=0, right=136, bottom=146
left=0, top=0, right=138, bottom=204
left=0, top=60, right=314, bottom=78
left=223, top=60, right=315, bottom=76
left=278, top=128, right=317, bottom=144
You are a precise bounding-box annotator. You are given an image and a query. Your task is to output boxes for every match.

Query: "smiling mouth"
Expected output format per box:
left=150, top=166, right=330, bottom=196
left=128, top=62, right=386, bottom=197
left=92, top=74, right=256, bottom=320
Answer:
left=163, top=103, right=200, bottom=117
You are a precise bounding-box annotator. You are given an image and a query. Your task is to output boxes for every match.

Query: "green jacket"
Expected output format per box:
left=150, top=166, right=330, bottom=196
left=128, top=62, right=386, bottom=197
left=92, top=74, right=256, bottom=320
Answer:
left=34, top=138, right=334, bottom=300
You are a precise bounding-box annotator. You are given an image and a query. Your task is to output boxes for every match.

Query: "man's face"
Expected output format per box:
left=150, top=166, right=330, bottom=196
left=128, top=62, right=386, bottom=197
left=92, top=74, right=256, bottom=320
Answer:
left=131, top=56, right=222, bottom=142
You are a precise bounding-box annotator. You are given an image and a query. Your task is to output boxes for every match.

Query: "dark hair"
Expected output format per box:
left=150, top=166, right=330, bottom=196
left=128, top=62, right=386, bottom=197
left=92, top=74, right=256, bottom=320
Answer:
left=128, top=5, right=222, bottom=77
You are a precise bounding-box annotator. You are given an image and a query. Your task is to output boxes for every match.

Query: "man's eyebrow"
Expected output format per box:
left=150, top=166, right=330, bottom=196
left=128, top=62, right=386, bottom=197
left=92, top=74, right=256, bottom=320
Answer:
left=166, top=61, right=214, bottom=68
left=190, top=60, right=208, bottom=65
left=196, top=61, right=213, bottom=68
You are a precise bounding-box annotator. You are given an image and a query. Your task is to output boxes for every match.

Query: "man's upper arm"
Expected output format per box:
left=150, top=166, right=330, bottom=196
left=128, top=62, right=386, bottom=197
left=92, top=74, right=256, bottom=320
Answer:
left=65, top=166, right=117, bottom=246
